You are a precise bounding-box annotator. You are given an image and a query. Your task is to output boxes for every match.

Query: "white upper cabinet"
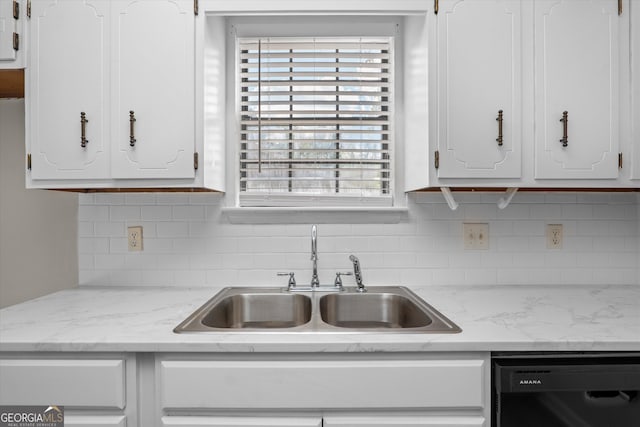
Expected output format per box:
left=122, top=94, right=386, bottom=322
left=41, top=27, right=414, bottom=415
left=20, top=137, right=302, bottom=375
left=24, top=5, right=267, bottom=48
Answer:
left=534, top=0, right=621, bottom=180
left=631, top=0, right=640, bottom=180
left=436, top=0, right=522, bottom=179
left=26, top=0, right=210, bottom=189
left=28, top=0, right=110, bottom=180
left=0, top=0, right=23, bottom=66
left=111, top=0, right=194, bottom=179
left=430, top=0, right=631, bottom=188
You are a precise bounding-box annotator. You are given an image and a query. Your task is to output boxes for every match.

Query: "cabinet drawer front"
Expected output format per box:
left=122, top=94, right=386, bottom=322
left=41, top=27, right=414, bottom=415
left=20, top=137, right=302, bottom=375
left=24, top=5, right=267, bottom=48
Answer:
left=160, top=359, right=485, bottom=410
left=324, top=415, right=485, bottom=427
left=0, top=359, right=125, bottom=408
left=162, top=416, right=322, bottom=427
left=65, top=415, right=126, bottom=427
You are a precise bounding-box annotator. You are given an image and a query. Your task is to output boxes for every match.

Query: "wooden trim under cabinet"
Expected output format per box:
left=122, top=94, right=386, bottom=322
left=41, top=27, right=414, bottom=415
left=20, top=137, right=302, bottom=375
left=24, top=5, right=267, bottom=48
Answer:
left=0, top=69, right=24, bottom=98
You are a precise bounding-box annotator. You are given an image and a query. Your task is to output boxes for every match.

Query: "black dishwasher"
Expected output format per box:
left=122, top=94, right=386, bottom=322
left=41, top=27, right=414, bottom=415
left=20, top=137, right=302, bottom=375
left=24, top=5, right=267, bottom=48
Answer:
left=492, top=352, right=640, bottom=427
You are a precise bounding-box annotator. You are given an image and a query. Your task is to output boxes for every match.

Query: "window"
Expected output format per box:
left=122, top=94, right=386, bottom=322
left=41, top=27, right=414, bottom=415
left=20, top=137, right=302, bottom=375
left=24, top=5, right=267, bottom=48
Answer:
left=238, top=36, right=394, bottom=207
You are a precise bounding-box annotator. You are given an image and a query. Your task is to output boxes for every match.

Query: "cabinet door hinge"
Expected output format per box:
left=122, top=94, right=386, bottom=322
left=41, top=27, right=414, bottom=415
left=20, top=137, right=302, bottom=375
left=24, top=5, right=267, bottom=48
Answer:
left=619, top=0, right=623, bottom=15
left=434, top=150, right=440, bottom=169
left=27, top=154, right=31, bottom=170
left=12, top=32, right=19, bottom=51
left=13, top=0, right=19, bottom=19
left=194, top=152, right=199, bottom=170
left=194, top=0, right=199, bottom=15
left=619, top=152, right=623, bottom=169
left=434, top=0, right=439, bottom=15
left=27, top=0, right=30, bottom=18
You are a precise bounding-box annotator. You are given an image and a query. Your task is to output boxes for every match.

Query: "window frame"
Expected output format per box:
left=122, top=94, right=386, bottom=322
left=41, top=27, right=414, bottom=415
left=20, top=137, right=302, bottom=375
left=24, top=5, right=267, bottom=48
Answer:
left=225, top=16, right=405, bottom=209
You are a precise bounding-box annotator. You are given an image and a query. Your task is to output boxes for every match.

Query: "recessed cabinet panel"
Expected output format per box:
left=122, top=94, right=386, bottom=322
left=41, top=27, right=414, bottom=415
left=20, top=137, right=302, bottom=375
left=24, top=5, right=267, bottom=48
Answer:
left=29, top=0, right=109, bottom=180
left=534, top=0, right=620, bottom=179
left=437, top=0, right=522, bottom=179
left=111, top=0, right=195, bottom=179
left=0, top=0, right=17, bottom=61
left=160, top=359, right=485, bottom=410
left=0, top=359, right=125, bottom=408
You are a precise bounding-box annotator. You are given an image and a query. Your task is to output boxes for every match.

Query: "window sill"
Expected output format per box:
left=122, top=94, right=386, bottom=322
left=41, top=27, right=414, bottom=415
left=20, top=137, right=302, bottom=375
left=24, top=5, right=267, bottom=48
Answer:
left=221, top=207, right=409, bottom=224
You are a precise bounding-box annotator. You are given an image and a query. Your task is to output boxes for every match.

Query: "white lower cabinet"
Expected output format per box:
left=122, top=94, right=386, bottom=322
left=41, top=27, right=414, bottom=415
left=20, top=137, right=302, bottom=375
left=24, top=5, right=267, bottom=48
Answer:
left=161, top=416, right=322, bottom=427
left=0, top=352, right=489, bottom=427
left=324, top=416, right=485, bottom=427
left=157, top=353, right=489, bottom=427
left=0, top=354, right=136, bottom=427
left=161, top=416, right=484, bottom=427
left=65, top=415, right=127, bottom=427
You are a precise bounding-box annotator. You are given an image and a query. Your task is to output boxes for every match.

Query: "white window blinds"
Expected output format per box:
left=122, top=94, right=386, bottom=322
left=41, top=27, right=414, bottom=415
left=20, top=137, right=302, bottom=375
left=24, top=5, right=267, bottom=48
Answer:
left=238, top=37, right=393, bottom=207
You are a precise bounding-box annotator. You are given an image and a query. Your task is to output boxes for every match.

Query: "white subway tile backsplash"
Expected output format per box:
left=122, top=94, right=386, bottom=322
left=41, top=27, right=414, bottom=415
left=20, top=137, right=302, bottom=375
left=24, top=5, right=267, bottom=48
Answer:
left=77, top=192, right=639, bottom=287
left=141, top=206, right=173, bottom=221
left=157, top=222, right=190, bottom=238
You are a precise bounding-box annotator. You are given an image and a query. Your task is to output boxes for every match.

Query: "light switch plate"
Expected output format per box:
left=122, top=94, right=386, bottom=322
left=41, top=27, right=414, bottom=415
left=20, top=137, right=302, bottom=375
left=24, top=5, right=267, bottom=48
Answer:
left=463, top=223, right=489, bottom=250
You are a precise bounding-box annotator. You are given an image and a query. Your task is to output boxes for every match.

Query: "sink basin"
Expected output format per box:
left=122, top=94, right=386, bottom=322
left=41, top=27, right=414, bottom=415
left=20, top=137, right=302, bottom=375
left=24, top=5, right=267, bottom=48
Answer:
left=320, top=293, right=432, bottom=329
left=174, top=286, right=461, bottom=333
left=174, top=288, right=312, bottom=331
left=320, top=287, right=461, bottom=332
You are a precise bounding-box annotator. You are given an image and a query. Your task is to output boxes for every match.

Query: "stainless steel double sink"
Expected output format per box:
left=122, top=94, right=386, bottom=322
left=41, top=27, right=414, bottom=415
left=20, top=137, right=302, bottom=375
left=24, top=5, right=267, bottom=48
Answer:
left=174, top=286, right=461, bottom=333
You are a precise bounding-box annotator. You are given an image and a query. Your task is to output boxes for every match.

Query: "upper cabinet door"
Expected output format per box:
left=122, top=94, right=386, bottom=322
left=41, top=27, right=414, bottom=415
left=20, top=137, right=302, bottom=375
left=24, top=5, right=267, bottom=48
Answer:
left=29, top=0, right=109, bottom=180
left=111, top=0, right=195, bottom=179
left=0, top=0, right=18, bottom=61
left=534, top=0, right=621, bottom=179
left=436, top=0, right=522, bottom=179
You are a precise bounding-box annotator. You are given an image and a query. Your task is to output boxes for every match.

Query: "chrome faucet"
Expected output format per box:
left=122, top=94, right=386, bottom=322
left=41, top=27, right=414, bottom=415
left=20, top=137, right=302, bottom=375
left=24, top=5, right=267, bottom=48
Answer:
left=310, top=225, right=320, bottom=288
left=349, top=254, right=366, bottom=292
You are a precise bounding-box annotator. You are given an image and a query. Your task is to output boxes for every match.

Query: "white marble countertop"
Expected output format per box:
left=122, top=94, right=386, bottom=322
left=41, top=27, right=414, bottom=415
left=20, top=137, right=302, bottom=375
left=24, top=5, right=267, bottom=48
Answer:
left=0, top=285, right=638, bottom=353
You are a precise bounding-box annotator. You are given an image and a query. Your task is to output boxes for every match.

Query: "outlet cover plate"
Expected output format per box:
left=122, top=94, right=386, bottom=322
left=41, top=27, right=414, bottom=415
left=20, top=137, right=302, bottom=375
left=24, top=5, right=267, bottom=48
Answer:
left=546, top=224, right=563, bottom=249
left=128, top=226, right=143, bottom=252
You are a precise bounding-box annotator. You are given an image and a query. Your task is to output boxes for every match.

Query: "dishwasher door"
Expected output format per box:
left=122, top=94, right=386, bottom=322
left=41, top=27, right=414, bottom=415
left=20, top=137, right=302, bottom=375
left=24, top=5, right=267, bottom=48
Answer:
left=492, top=353, right=640, bottom=427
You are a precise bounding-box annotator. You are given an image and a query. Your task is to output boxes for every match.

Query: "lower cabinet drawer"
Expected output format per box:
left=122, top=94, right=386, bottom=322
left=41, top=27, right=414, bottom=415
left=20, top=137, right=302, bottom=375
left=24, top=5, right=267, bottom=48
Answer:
left=0, top=359, right=126, bottom=408
left=160, top=416, right=484, bottom=427
left=161, top=416, right=322, bottom=427
left=65, top=415, right=127, bottom=427
left=160, top=358, right=485, bottom=410
left=323, top=415, right=486, bottom=427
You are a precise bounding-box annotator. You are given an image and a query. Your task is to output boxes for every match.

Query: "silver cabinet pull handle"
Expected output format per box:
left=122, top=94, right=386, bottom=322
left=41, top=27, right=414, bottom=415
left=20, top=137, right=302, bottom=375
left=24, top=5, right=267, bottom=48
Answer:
left=496, top=110, right=504, bottom=146
left=80, top=112, right=89, bottom=148
left=129, top=110, right=136, bottom=147
left=559, top=111, right=568, bottom=147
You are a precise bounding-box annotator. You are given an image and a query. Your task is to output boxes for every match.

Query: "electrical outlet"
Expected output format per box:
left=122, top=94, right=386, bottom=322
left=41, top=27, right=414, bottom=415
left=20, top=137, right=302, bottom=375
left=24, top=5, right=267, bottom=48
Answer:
left=127, top=226, right=143, bottom=252
left=463, top=223, right=489, bottom=250
left=546, top=224, right=563, bottom=249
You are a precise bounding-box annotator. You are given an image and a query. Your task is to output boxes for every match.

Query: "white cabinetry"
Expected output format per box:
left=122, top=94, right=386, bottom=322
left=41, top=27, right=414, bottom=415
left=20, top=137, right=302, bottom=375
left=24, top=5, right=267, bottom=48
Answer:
left=436, top=0, right=522, bottom=179
left=111, top=0, right=194, bottom=179
left=158, top=354, right=489, bottom=427
left=162, top=417, right=322, bottom=427
left=632, top=0, right=640, bottom=179
left=26, top=0, right=215, bottom=189
left=324, top=416, right=485, bottom=427
left=534, top=0, right=621, bottom=180
left=432, top=0, right=631, bottom=188
left=0, top=0, right=23, bottom=67
left=28, top=0, right=109, bottom=180
left=0, top=354, right=135, bottom=427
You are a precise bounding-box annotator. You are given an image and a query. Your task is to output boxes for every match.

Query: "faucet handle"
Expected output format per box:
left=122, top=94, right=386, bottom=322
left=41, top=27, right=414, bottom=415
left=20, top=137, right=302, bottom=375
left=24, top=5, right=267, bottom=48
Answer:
left=333, top=272, right=352, bottom=290
left=277, top=272, right=296, bottom=290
